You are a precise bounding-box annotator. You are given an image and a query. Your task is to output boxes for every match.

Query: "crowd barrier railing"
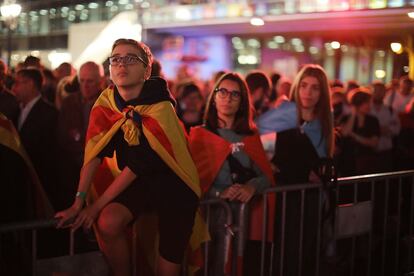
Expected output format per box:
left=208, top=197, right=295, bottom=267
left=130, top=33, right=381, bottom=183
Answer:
left=0, top=199, right=235, bottom=276
left=260, top=170, right=414, bottom=276
left=2, top=170, right=413, bottom=276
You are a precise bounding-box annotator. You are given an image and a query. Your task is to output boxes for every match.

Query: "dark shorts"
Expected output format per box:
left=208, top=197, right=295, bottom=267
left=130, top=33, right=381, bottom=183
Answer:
left=112, top=170, right=199, bottom=264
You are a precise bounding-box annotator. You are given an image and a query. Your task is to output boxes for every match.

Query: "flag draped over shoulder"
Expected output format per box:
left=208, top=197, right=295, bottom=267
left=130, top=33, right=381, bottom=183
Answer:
left=0, top=113, right=54, bottom=218
left=84, top=86, right=208, bottom=275
left=188, top=126, right=276, bottom=241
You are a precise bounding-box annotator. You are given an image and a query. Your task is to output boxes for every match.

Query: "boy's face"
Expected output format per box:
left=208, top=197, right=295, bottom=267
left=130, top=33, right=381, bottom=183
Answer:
left=109, top=44, right=147, bottom=89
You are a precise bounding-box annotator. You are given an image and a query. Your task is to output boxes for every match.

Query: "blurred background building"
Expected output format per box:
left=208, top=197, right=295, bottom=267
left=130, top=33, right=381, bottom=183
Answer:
left=1, top=0, right=413, bottom=83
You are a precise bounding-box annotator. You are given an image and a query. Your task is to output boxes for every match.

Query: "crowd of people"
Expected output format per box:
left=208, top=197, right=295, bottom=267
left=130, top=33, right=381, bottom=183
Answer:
left=1, top=38, right=414, bottom=276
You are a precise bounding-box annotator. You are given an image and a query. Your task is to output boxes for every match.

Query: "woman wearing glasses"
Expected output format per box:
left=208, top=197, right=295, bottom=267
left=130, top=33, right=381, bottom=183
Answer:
left=188, top=72, right=275, bottom=276
left=55, top=39, right=205, bottom=276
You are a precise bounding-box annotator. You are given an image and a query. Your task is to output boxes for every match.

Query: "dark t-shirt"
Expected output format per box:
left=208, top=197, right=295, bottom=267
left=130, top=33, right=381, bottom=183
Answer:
left=338, top=114, right=380, bottom=175
left=272, top=128, right=320, bottom=185
left=340, top=114, right=380, bottom=155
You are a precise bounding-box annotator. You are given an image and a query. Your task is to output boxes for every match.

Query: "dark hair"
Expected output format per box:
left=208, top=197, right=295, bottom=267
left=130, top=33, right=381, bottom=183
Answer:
left=213, top=70, right=227, bottom=83
left=269, top=72, right=281, bottom=101
left=331, top=79, right=344, bottom=88
left=111, top=38, right=153, bottom=79
left=24, top=55, right=42, bottom=69
left=17, top=69, right=43, bottom=91
left=350, top=89, right=372, bottom=107
left=204, top=72, right=255, bottom=135
left=346, top=80, right=360, bottom=93
left=151, top=59, right=162, bottom=77
left=0, top=59, right=6, bottom=81
left=42, top=68, right=56, bottom=81
left=180, top=83, right=202, bottom=100
left=245, top=71, right=271, bottom=96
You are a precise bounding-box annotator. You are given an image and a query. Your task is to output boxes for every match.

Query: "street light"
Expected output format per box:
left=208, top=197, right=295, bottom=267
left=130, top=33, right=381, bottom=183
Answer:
left=390, top=37, right=414, bottom=79
left=1, top=0, right=21, bottom=67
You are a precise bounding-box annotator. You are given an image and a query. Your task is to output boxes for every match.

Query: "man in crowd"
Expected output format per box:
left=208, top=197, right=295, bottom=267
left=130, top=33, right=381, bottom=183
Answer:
left=12, top=68, right=59, bottom=208
left=57, top=61, right=104, bottom=208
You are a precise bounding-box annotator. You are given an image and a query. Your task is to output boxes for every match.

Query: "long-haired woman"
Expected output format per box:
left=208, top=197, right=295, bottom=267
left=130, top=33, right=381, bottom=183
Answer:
left=257, top=64, right=335, bottom=276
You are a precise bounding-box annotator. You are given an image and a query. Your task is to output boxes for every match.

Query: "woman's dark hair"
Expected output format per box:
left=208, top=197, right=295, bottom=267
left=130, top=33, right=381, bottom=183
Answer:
left=180, top=83, right=203, bottom=100
left=204, top=72, right=255, bottom=135
left=349, top=88, right=372, bottom=107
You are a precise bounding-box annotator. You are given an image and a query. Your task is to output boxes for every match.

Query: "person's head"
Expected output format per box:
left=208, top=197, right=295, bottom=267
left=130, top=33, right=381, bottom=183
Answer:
left=276, top=78, right=292, bottom=98
left=0, top=59, right=6, bottom=87
left=331, top=86, right=346, bottom=106
left=150, top=58, right=162, bottom=77
left=291, top=64, right=331, bottom=114
left=12, top=68, right=43, bottom=105
left=204, top=72, right=254, bottom=134
left=346, top=80, right=360, bottom=93
left=349, top=88, right=372, bottom=115
left=54, top=62, right=75, bottom=80
left=331, top=79, right=344, bottom=88
left=291, top=64, right=333, bottom=157
left=179, top=83, right=203, bottom=112
left=79, top=61, right=104, bottom=102
left=399, top=75, right=413, bottom=96
left=23, top=55, right=42, bottom=69
left=245, top=71, right=271, bottom=104
left=42, top=68, right=56, bottom=85
left=109, top=38, right=153, bottom=88
left=372, top=81, right=386, bottom=105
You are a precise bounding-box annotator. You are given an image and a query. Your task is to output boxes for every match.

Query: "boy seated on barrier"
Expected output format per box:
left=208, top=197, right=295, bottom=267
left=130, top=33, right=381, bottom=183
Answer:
left=55, top=38, right=205, bottom=276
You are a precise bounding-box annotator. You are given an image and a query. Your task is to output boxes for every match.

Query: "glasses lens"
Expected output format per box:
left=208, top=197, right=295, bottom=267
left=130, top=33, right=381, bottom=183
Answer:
left=216, top=88, right=240, bottom=99
left=109, top=56, right=120, bottom=65
left=216, top=88, right=228, bottom=98
left=124, top=55, right=136, bottom=65
left=110, top=55, right=144, bottom=66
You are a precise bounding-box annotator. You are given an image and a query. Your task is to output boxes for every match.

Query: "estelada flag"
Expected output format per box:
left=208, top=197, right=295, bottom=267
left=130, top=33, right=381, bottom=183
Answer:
left=84, top=86, right=209, bottom=275
left=0, top=113, right=54, bottom=219
left=188, top=126, right=276, bottom=275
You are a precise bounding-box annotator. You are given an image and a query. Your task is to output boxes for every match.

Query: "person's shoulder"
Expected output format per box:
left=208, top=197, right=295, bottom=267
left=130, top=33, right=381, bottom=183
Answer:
left=36, top=98, right=58, bottom=115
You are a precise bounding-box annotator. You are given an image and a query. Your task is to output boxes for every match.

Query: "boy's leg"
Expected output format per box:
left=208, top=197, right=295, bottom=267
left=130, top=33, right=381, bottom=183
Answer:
left=96, top=202, right=133, bottom=276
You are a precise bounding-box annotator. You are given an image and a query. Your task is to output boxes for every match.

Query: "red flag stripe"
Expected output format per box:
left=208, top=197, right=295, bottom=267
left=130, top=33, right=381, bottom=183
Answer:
left=86, top=105, right=123, bottom=142
left=143, top=116, right=176, bottom=161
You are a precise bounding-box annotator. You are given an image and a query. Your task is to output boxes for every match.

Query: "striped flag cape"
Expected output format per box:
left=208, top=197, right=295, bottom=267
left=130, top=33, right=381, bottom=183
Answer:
left=84, top=86, right=209, bottom=275
left=0, top=113, right=54, bottom=219
left=188, top=126, right=276, bottom=276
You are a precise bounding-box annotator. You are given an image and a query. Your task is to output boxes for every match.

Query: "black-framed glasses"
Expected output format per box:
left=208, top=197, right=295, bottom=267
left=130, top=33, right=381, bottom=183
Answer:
left=109, top=55, right=147, bottom=66
left=214, top=87, right=241, bottom=100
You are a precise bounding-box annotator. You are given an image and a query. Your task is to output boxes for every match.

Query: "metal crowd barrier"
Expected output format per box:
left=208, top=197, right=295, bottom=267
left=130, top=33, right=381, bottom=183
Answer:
left=0, top=218, right=58, bottom=275
left=0, top=218, right=107, bottom=276
left=3, top=170, right=413, bottom=276
left=259, top=170, right=414, bottom=276
left=198, top=198, right=234, bottom=276
left=0, top=198, right=236, bottom=276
